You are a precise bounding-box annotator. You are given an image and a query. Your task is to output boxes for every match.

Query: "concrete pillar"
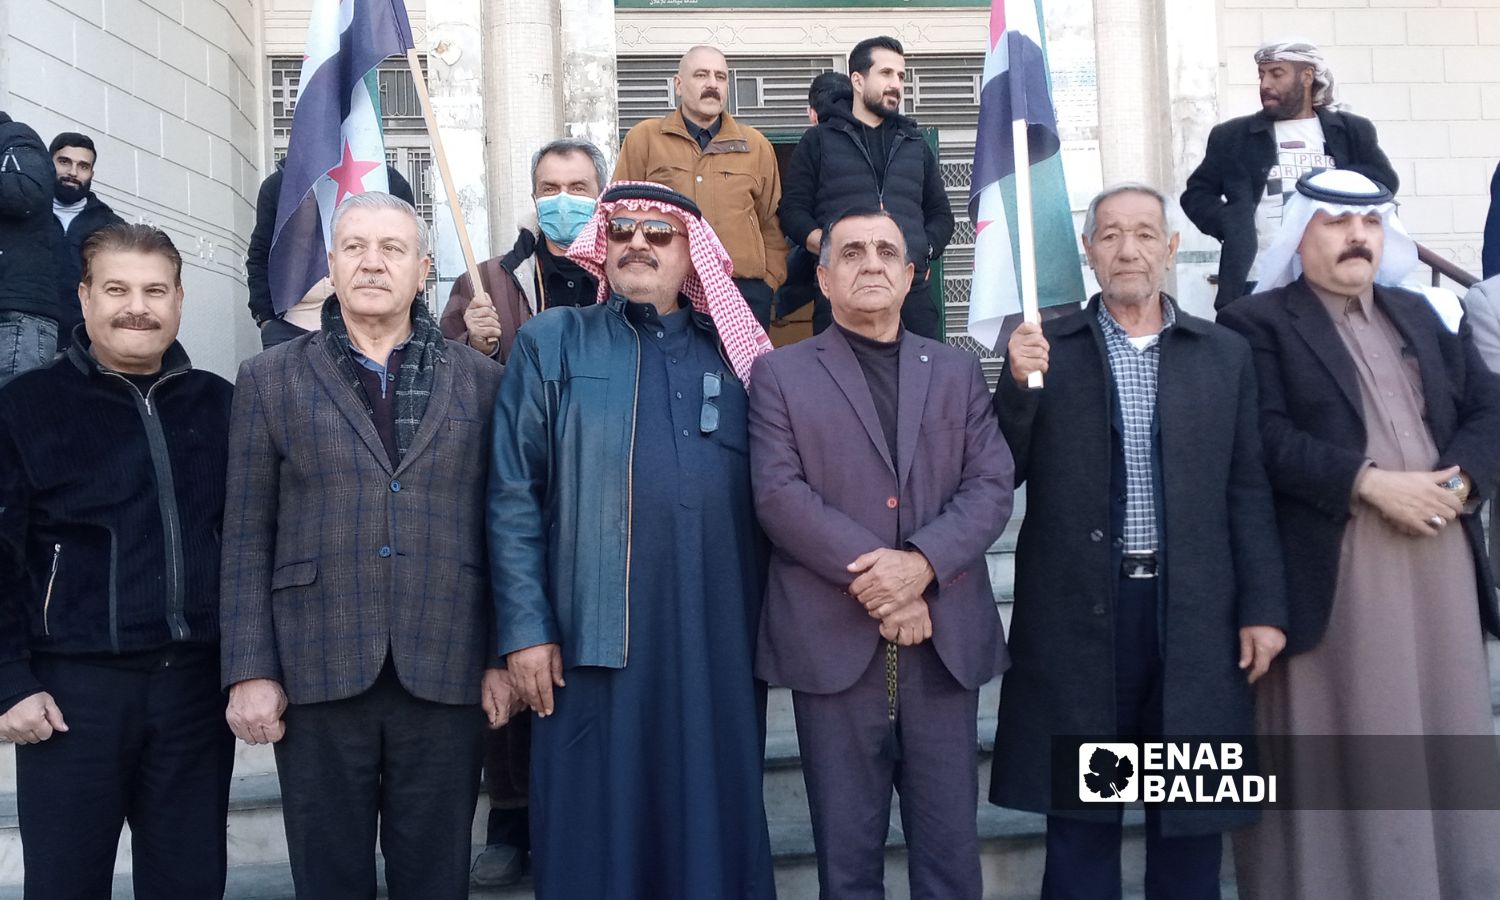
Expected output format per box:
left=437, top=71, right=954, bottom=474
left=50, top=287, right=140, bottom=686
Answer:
left=1162, top=1, right=1222, bottom=318
left=425, top=0, right=491, bottom=308
left=1091, top=0, right=1171, bottom=191
left=558, top=0, right=620, bottom=171
left=481, top=0, right=562, bottom=250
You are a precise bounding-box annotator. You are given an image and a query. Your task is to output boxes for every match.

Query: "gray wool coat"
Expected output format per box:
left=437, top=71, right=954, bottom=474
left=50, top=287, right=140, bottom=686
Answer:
left=988, top=297, right=1287, bottom=836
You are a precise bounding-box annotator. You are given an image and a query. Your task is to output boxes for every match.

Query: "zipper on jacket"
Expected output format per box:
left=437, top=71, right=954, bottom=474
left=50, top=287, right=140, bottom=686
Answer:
left=622, top=327, right=641, bottom=666
left=106, top=369, right=191, bottom=642
left=42, top=544, right=61, bottom=636
left=841, top=121, right=910, bottom=211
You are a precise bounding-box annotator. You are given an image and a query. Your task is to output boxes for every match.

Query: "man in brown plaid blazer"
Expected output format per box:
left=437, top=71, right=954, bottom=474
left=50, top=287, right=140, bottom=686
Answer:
left=219, top=193, right=513, bottom=900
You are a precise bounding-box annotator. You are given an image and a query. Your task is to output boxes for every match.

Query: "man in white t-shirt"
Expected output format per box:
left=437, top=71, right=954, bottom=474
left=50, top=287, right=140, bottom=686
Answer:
left=1182, top=40, right=1399, bottom=310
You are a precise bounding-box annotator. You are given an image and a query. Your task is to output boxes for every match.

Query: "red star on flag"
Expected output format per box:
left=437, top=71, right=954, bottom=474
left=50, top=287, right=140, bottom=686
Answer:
left=327, top=140, right=380, bottom=206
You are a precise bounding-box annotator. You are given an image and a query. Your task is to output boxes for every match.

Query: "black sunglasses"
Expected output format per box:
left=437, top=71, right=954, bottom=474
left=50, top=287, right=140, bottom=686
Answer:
left=606, top=216, right=686, bottom=247
left=700, top=372, right=721, bottom=435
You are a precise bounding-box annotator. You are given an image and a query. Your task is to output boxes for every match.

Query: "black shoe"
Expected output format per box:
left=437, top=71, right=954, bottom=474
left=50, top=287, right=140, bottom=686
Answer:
left=471, top=843, right=527, bottom=888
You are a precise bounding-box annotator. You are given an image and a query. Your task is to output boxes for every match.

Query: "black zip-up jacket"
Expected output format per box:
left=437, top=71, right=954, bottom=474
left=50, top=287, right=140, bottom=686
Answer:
left=0, top=331, right=233, bottom=711
left=778, top=107, right=954, bottom=274
left=1181, top=107, right=1398, bottom=310
left=0, top=119, right=62, bottom=320
left=52, top=192, right=125, bottom=350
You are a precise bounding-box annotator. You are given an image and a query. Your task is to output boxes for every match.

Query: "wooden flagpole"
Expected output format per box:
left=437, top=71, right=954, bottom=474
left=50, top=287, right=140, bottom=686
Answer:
left=1011, top=118, right=1043, bottom=389
left=405, top=49, right=486, bottom=314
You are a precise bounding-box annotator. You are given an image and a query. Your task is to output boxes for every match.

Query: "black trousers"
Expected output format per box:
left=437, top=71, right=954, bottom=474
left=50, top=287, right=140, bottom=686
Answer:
left=900, top=275, right=941, bottom=339
left=16, top=649, right=233, bottom=900
left=736, top=277, right=775, bottom=329
left=273, top=660, right=485, bottom=900
left=793, top=641, right=982, bottom=900
left=1041, top=574, right=1222, bottom=900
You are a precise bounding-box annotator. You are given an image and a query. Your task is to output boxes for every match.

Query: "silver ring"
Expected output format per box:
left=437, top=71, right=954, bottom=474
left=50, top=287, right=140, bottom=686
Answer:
left=1429, top=515, right=1446, bottom=528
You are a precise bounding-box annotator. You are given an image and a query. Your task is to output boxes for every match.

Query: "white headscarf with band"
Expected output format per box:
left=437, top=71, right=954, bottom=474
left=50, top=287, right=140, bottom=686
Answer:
left=568, top=180, right=773, bottom=385
left=1252, top=169, right=1418, bottom=293
left=1255, top=40, right=1339, bottom=110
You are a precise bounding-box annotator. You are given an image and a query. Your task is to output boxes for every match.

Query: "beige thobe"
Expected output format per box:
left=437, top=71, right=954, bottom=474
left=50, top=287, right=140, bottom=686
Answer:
left=1235, top=289, right=1500, bottom=900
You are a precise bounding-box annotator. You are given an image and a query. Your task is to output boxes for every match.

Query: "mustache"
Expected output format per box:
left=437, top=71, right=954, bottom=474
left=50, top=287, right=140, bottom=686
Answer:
left=618, top=251, right=658, bottom=269
left=700, top=88, right=721, bottom=100
left=355, top=274, right=391, bottom=290
left=1338, top=246, right=1375, bottom=264
left=110, top=313, right=161, bottom=331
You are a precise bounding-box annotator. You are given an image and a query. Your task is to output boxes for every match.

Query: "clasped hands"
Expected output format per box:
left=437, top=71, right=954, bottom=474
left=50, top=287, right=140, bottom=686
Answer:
left=1355, top=465, right=1467, bottom=538
left=847, top=547, right=936, bottom=646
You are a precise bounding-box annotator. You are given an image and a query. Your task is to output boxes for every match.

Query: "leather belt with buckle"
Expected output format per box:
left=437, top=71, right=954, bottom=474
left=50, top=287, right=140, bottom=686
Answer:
left=1121, top=552, right=1158, bottom=579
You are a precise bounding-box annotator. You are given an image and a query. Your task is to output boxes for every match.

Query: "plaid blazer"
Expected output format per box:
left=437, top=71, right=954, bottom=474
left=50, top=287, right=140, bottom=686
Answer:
left=220, top=330, right=503, bottom=705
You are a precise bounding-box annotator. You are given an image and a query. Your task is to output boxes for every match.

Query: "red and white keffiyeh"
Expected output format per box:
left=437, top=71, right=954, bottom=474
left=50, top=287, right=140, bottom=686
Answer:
left=567, top=180, right=773, bottom=385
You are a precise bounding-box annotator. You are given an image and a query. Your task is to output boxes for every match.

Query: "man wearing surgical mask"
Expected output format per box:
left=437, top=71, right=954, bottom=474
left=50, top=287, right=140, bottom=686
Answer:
left=440, top=139, right=604, bottom=364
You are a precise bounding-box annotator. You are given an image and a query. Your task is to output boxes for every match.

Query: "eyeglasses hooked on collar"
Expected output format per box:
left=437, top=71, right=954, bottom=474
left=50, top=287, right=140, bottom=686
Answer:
left=606, top=216, right=686, bottom=247
left=700, top=372, right=721, bottom=435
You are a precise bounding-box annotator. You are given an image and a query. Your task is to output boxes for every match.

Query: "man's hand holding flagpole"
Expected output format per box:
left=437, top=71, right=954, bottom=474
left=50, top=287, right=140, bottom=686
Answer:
left=966, top=0, right=1084, bottom=389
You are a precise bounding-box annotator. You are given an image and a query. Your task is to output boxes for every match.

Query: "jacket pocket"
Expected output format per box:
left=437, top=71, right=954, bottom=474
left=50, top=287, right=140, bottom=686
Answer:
left=42, top=543, right=61, bottom=636
left=270, top=560, right=319, bottom=590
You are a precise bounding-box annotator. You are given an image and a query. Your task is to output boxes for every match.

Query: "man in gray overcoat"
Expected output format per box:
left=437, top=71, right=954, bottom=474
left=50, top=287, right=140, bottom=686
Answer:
left=990, top=183, right=1289, bottom=899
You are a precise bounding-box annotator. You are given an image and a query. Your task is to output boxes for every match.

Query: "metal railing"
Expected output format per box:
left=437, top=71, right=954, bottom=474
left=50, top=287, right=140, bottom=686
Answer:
left=1417, top=243, right=1478, bottom=292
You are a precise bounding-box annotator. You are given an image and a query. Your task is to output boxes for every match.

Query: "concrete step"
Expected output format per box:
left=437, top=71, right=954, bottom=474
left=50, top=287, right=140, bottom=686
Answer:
left=0, top=807, right=1230, bottom=899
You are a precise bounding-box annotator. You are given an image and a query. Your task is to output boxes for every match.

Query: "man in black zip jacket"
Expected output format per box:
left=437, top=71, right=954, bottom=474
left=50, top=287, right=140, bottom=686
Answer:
left=778, top=37, right=955, bottom=339
left=0, top=224, right=235, bottom=899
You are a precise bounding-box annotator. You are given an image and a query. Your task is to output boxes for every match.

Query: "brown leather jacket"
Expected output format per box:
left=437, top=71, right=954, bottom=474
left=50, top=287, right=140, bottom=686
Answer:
left=440, top=255, right=533, bottom=364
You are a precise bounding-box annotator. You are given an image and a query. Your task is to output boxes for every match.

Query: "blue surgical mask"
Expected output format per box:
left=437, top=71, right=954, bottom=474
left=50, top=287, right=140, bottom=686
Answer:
left=536, top=192, right=597, bottom=247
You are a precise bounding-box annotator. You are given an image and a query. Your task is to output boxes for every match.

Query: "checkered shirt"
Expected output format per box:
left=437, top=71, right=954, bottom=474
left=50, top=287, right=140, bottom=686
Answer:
left=1097, top=299, right=1176, bottom=553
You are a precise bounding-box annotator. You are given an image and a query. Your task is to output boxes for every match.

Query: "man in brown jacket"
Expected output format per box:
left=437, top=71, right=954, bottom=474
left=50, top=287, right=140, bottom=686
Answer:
left=614, top=45, right=787, bottom=326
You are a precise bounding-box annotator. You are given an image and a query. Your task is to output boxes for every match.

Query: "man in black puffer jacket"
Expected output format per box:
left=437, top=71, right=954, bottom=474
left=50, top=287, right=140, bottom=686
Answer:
left=0, top=112, right=63, bottom=378
left=49, top=132, right=126, bottom=351
left=0, top=224, right=235, bottom=899
left=779, top=37, right=955, bottom=339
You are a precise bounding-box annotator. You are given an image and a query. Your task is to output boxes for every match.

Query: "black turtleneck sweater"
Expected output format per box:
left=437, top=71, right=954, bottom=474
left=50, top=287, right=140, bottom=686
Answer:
left=837, top=323, right=901, bottom=463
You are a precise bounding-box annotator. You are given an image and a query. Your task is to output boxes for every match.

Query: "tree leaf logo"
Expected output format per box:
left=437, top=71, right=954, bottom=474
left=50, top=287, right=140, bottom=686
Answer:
left=1077, top=742, right=1139, bottom=802
left=1084, top=747, right=1135, bottom=798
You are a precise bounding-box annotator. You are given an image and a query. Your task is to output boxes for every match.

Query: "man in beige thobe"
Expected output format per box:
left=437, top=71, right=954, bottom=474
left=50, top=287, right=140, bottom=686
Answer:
left=1220, top=169, right=1500, bottom=900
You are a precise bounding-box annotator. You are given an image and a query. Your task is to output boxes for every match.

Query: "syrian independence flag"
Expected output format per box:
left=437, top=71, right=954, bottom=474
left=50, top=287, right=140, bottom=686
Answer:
left=966, top=0, right=1084, bottom=352
left=268, top=0, right=415, bottom=315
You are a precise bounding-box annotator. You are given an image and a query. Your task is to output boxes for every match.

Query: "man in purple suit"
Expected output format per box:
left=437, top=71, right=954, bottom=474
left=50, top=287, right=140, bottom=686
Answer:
left=748, top=207, right=1015, bottom=899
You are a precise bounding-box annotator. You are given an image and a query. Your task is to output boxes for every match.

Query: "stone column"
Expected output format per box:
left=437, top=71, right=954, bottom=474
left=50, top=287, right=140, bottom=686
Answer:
left=1091, top=0, right=1170, bottom=190
left=481, top=0, right=563, bottom=250
left=425, top=0, right=491, bottom=308
left=559, top=0, right=620, bottom=171
left=1161, top=0, right=1222, bottom=317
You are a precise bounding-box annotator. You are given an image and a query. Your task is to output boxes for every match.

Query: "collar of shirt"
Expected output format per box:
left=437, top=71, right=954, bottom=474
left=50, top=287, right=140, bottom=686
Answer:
left=622, top=294, right=691, bottom=329
left=683, top=114, right=722, bottom=150
left=1096, top=296, right=1177, bottom=351
left=350, top=334, right=412, bottom=377
left=1308, top=282, right=1375, bottom=322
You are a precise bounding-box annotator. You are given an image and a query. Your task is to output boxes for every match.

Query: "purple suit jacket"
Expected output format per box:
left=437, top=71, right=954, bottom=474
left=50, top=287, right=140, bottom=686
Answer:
left=748, top=326, right=1014, bottom=694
